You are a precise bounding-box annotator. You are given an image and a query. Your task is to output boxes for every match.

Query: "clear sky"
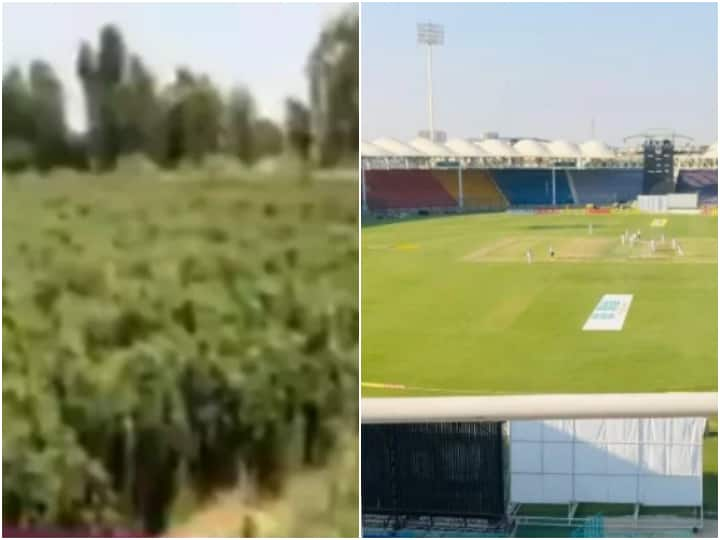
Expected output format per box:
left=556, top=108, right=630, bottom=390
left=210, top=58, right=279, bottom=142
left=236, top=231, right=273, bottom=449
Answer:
left=2, top=2, right=350, bottom=132
left=362, top=2, right=718, bottom=146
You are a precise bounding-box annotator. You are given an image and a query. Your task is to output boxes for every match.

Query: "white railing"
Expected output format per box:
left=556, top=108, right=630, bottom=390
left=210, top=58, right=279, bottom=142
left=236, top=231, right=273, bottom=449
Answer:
left=361, top=392, right=718, bottom=423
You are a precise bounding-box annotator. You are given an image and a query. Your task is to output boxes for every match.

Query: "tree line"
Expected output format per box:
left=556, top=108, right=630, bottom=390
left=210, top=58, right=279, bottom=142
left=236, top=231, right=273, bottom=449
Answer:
left=2, top=8, right=358, bottom=172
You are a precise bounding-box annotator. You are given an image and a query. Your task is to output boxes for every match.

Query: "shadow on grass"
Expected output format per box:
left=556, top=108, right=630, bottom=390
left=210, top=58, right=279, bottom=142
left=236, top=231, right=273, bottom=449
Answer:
left=526, top=224, right=608, bottom=231
left=703, top=474, right=717, bottom=513
left=361, top=209, right=503, bottom=229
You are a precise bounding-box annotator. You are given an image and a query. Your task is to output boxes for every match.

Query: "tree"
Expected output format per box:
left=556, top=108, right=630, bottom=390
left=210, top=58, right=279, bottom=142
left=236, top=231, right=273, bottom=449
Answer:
left=115, top=55, right=161, bottom=158
left=183, top=77, right=222, bottom=164
left=77, top=25, right=127, bottom=169
left=3, top=67, right=35, bottom=171
left=306, top=7, right=358, bottom=166
left=284, top=97, right=311, bottom=161
left=97, top=26, right=126, bottom=168
left=2, top=138, right=34, bottom=172
left=77, top=41, right=101, bottom=169
left=253, top=118, right=283, bottom=160
left=226, top=86, right=257, bottom=164
left=98, top=25, right=125, bottom=85
left=28, top=61, right=67, bottom=170
left=2, top=67, right=34, bottom=143
left=3, top=63, right=72, bottom=171
left=162, top=69, right=223, bottom=166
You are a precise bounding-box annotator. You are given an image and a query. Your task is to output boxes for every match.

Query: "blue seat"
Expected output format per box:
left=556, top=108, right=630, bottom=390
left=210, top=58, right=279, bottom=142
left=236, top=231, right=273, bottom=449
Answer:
left=676, top=169, right=718, bottom=205
left=568, top=169, right=643, bottom=205
left=491, top=169, right=573, bottom=206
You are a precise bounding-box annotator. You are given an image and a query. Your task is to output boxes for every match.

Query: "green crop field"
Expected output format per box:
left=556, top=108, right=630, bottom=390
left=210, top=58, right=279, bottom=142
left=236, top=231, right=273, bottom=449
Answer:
left=3, top=172, right=357, bottom=534
left=362, top=212, right=717, bottom=397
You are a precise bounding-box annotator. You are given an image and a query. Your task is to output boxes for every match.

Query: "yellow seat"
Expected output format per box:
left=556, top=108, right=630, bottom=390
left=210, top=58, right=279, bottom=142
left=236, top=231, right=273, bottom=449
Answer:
left=431, top=169, right=508, bottom=210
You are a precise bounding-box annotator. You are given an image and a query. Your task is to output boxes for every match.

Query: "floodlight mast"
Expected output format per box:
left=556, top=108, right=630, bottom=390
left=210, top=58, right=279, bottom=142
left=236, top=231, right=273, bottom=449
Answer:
left=417, top=23, right=444, bottom=142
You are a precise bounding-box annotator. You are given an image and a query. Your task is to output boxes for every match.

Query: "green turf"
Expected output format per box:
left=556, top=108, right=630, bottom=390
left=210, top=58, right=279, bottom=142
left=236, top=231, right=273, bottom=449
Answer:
left=362, top=212, right=717, bottom=396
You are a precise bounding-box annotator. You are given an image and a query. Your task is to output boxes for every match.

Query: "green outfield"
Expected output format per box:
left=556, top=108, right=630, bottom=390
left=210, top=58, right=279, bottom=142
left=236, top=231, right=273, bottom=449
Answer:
left=362, top=212, right=717, bottom=397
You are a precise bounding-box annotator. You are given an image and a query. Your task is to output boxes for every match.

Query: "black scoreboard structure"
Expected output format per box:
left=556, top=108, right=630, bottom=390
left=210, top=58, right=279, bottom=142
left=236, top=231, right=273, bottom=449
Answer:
left=361, top=422, right=505, bottom=523
left=642, top=138, right=675, bottom=194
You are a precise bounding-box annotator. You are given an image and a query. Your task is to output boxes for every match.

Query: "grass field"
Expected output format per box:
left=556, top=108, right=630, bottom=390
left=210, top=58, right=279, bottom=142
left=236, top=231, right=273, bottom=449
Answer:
left=362, top=212, right=717, bottom=396
left=362, top=210, right=718, bottom=514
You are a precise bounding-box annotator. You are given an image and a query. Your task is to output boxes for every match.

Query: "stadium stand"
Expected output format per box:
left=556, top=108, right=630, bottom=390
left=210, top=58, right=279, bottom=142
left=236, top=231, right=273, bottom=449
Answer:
left=567, top=169, right=643, bottom=205
left=365, top=169, right=456, bottom=210
left=491, top=169, right=573, bottom=206
left=698, top=185, right=718, bottom=205
left=363, top=166, right=718, bottom=211
left=676, top=169, right=719, bottom=206
left=430, top=169, right=508, bottom=210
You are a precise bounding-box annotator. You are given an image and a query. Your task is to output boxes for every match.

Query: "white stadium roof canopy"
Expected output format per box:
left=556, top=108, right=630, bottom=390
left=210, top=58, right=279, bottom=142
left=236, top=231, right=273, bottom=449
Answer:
left=513, top=139, right=552, bottom=158
left=361, top=141, right=390, bottom=157
left=703, top=141, right=717, bottom=159
left=580, top=139, right=616, bottom=159
left=371, top=137, right=426, bottom=157
left=445, top=138, right=489, bottom=157
left=361, top=137, right=715, bottom=160
left=408, top=137, right=457, bottom=157
left=546, top=140, right=583, bottom=159
left=478, top=138, right=520, bottom=157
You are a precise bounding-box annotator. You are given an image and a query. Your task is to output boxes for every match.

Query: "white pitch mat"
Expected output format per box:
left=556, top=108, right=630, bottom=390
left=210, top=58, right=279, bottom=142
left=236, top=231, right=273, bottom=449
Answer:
left=582, top=294, right=634, bottom=331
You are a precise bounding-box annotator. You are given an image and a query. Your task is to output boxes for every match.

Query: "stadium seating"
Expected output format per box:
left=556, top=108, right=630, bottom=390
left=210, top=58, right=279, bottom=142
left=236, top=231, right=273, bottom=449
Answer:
left=365, top=169, right=456, bottom=210
left=430, top=169, right=508, bottom=209
left=363, top=167, right=719, bottom=210
left=491, top=169, right=573, bottom=206
left=698, top=185, right=718, bottom=206
left=676, top=169, right=718, bottom=205
left=567, top=169, right=643, bottom=205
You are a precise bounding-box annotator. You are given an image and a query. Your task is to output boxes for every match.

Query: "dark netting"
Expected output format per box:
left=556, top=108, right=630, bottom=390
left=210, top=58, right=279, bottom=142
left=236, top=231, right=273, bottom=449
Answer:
left=362, top=422, right=504, bottom=519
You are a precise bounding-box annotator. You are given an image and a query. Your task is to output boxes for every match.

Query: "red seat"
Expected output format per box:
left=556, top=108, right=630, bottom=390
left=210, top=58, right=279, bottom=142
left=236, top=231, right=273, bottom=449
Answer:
left=366, top=170, right=455, bottom=210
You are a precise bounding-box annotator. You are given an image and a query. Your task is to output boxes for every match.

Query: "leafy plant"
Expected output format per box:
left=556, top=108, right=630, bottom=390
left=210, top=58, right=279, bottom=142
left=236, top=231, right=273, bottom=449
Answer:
left=2, top=174, right=358, bottom=534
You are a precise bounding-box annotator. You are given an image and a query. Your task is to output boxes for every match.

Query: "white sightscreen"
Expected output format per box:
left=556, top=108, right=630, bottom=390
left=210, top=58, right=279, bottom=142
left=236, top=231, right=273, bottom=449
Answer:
left=666, top=193, right=699, bottom=210
left=637, top=195, right=668, bottom=213
left=510, top=418, right=705, bottom=507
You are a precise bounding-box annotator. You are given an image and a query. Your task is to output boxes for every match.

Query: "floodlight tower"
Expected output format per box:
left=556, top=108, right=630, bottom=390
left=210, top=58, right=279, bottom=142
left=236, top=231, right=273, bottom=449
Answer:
left=417, top=22, right=444, bottom=142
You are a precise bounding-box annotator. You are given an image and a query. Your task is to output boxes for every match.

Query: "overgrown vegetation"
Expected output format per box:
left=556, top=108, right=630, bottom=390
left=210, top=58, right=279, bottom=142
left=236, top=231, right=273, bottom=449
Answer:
left=2, top=172, right=358, bottom=535
left=166, top=434, right=358, bottom=537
